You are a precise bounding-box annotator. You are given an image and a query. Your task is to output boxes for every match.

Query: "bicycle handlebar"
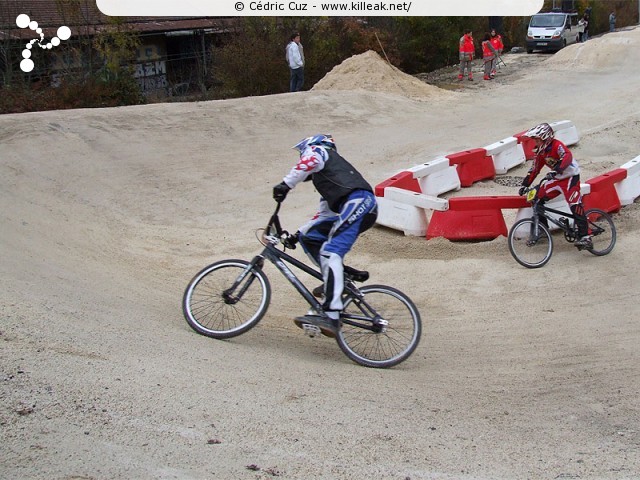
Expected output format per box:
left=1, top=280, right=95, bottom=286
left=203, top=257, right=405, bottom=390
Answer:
left=519, top=177, right=551, bottom=203
left=261, top=202, right=297, bottom=249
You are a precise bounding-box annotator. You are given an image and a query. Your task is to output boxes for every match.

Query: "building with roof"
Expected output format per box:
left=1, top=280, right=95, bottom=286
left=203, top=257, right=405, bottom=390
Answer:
left=0, top=0, right=237, bottom=97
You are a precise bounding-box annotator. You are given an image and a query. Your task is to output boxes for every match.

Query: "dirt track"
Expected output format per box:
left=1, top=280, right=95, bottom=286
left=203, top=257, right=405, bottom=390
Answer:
left=1, top=29, right=640, bottom=479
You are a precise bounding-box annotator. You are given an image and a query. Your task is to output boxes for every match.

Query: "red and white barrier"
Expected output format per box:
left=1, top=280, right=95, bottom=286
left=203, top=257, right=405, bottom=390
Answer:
left=550, top=120, right=580, bottom=146
left=373, top=120, right=639, bottom=241
left=408, top=156, right=461, bottom=197
left=374, top=170, right=420, bottom=197
left=615, top=155, right=640, bottom=205
left=515, top=131, right=537, bottom=160
left=376, top=188, right=448, bottom=236
left=427, top=195, right=527, bottom=241
left=446, top=148, right=496, bottom=187
left=583, top=169, right=627, bottom=213
left=484, top=137, right=526, bottom=174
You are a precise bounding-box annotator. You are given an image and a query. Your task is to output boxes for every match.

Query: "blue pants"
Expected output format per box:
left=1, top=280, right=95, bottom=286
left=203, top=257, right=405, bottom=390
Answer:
left=299, top=190, right=377, bottom=312
left=290, top=67, right=304, bottom=92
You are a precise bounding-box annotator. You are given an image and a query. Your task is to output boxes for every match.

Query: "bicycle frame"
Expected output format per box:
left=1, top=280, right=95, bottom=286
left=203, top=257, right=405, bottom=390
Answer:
left=183, top=202, right=422, bottom=367
left=229, top=204, right=384, bottom=332
left=532, top=201, right=576, bottom=233
left=529, top=197, right=605, bottom=241
left=253, top=242, right=325, bottom=314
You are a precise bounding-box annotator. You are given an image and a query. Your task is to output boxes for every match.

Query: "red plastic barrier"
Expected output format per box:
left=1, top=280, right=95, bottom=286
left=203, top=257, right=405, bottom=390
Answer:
left=426, top=195, right=528, bottom=241
left=514, top=131, right=536, bottom=160
left=446, top=149, right=496, bottom=187
left=583, top=168, right=627, bottom=213
left=374, top=171, right=421, bottom=197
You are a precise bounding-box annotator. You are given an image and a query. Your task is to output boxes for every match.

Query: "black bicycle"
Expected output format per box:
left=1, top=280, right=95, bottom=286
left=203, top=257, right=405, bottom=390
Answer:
left=182, top=203, right=422, bottom=368
left=507, top=181, right=617, bottom=268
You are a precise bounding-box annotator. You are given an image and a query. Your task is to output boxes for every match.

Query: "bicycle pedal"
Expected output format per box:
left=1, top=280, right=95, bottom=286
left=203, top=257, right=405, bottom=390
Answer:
left=302, top=323, right=322, bottom=337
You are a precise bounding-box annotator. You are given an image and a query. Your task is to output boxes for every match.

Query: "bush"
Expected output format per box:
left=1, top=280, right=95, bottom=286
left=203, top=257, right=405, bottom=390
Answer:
left=0, top=74, right=145, bottom=114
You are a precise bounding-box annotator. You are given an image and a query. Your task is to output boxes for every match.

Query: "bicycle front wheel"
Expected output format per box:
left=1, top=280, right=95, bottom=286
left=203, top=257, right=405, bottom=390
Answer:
left=183, top=259, right=271, bottom=339
left=585, top=209, right=616, bottom=256
left=508, top=218, right=553, bottom=268
left=338, top=285, right=422, bottom=368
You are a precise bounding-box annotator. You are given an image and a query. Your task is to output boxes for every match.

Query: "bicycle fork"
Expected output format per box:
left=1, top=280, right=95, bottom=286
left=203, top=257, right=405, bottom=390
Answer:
left=527, top=209, right=542, bottom=246
left=223, top=255, right=265, bottom=305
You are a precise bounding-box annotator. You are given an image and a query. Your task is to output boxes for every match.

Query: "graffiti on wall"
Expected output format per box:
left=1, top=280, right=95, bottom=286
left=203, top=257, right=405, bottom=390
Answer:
left=134, top=44, right=168, bottom=96
left=134, top=60, right=168, bottom=95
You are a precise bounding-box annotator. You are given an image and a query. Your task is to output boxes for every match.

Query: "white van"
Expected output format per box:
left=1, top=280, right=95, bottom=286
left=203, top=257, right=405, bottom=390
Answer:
left=526, top=11, right=584, bottom=53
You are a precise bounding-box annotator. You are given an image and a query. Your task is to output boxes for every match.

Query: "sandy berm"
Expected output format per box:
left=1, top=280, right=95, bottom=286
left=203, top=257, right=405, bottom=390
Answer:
left=1, top=27, right=639, bottom=480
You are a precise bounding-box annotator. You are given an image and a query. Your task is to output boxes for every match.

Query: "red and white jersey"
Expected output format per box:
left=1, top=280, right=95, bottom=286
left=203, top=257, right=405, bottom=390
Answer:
left=525, top=139, right=581, bottom=185
left=282, top=145, right=328, bottom=189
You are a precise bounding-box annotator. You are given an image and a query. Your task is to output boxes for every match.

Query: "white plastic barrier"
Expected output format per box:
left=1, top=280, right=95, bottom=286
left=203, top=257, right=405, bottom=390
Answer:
left=385, top=187, right=449, bottom=211
left=615, top=155, right=640, bottom=205
left=376, top=188, right=448, bottom=236
left=408, top=156, right=461, bottom=197
left=484, top=137, right=526, bottom=174
left=512, top=183, right=592, bottom=231
left=376, top=197, right=427, bottom=236
left=550, top=120, right=580, bottom=146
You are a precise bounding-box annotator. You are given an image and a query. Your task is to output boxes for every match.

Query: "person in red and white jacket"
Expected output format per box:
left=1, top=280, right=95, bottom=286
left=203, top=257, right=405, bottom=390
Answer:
left=519, top=123, right=592, bottom=247
left=482, top=33, right=497, bottom=81
left=489, top=29, right=504, bottom=77
left=458, top=30, right=475, bottom=81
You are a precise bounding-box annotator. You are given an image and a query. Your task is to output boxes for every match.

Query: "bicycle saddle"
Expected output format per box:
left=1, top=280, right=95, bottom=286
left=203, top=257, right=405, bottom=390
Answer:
left=344, top=265, right=369, bottom=283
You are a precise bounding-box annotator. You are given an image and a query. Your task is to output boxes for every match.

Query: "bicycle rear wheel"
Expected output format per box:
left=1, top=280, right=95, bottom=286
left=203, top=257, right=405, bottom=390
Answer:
left=337, top=285, right=421, bottom=368
left=508, top=218, right=553, bottom=268
left=183, top=259, right=271, bottom=339
left=585, top=209, right=616, bottom=256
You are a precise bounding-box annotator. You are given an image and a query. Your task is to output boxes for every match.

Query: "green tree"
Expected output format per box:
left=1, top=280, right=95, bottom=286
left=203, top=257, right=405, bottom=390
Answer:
left=91, top=16, right=144, bottom=104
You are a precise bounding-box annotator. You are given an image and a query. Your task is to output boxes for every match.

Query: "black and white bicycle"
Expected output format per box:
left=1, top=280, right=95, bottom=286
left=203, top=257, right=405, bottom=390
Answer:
left=182, top=203, right=422, bottom=368
left=508, top=181, right=617, bottom=268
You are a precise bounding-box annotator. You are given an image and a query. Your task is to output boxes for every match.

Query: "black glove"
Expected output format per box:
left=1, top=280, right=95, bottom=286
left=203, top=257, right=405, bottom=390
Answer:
left=282, top=231, right=299, bottom=249
left=544, top=171, right=557, bottom=181
left=518, top=186, right=528, bottom=196
left=272, top=182, right=291, bottom=203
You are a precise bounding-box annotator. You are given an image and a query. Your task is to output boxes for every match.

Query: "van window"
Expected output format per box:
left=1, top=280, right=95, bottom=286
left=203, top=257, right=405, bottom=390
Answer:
left=530, top=15, right=565, bottom=28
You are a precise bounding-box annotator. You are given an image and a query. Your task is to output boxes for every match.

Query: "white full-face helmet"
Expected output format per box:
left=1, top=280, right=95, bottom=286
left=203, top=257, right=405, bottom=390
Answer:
left=524, top=123, right=555, bottom=151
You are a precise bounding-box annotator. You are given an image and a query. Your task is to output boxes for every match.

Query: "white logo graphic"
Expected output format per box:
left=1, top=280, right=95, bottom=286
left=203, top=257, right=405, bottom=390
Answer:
left=16, top=14, right=71, bottom=73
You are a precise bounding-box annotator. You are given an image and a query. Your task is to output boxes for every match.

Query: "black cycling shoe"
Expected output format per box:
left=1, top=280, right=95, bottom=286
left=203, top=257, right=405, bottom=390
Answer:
left=344, top=265, right=369, bottom=282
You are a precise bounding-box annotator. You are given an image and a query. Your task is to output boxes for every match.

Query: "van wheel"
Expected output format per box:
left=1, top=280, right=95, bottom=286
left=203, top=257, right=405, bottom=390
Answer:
left=527, top=49, right=533, bottom=54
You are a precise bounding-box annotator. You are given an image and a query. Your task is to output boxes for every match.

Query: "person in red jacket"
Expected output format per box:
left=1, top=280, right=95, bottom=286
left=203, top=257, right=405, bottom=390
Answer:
left=458, top=30, right=475, bottom=81
left=519, top=123, right=591, bottom=247
left=482, top=33, right=497, bottom=81
left=489, top=29, right=504, bottom=77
